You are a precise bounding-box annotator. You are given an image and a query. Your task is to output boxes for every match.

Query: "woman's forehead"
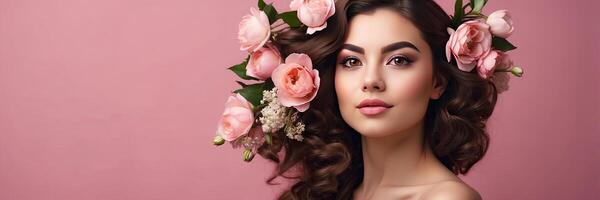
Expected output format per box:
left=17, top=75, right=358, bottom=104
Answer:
left=344, top=8, right=426, bottom=52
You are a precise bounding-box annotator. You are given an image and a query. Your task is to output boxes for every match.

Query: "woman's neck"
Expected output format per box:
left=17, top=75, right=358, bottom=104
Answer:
left=356, top=120, right=456, bottom=198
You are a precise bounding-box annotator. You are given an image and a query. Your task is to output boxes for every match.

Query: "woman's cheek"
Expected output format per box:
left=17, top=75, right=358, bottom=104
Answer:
left=334, top=70, right=354, bottom=108
left=386, top=63, right=434, bottom=102
left=391, top=76, right=430, bottom=102
left=335, top=69, right=361, bottom=121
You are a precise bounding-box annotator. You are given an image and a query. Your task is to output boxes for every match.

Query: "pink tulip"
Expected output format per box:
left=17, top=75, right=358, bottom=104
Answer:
left=216, top=93, right=255, bottom=141
left=238, top=7, right=271, bottom=52
left=486, top=10, right=515, bottom=38
left=271, top=53, right=320, bottom=112
left=290, top=0, right=336, bottom=35
left=246, top=43, right=282, bottom=80
left=446, top=20, right=493, bottom=72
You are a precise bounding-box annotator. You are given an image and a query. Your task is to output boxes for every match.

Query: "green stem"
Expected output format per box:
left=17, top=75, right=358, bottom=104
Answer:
left=253, top=103, right=267, bottom=115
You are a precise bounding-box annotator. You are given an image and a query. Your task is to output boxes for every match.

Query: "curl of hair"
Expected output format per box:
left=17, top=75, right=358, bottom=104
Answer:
left=256, top=0, right=499, bottom=199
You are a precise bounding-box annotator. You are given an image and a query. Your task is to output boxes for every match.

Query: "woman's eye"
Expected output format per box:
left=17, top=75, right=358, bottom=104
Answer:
left=340, top=57, right=362, bottom=68
left=387, top=56, right=413, bottom=66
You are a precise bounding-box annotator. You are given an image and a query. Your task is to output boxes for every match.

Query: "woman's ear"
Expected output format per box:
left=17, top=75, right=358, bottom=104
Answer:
left=430, top=74, right=447, bottom=100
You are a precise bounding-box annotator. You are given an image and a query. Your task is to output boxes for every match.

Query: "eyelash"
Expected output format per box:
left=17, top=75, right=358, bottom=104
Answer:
left=339, top=55, right=413, bottom=68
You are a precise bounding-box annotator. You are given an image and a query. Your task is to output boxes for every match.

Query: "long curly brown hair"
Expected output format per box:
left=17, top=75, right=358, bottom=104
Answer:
left=256, top=0, right=498, bottom=199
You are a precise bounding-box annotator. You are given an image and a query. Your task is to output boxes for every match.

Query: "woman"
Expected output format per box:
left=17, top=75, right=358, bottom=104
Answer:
left=258, top=0, right=496, bottom=199
left=216, top=0, right=521, bottom=198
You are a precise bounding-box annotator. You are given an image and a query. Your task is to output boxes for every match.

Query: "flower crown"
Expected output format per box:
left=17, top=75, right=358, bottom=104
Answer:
left=212, top=0, right=524, bottom=162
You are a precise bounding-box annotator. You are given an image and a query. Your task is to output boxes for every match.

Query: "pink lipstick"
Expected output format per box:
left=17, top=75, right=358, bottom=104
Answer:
left=356, top=98, right=393, bottom=116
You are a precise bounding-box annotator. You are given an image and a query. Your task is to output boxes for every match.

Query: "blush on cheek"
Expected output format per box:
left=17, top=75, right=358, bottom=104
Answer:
left=334, top=71, right=359, bottom=114
left=391, top=72, right=433, bottom=102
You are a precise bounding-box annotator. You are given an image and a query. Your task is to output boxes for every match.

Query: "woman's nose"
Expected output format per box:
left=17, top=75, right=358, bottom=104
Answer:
left=361, top=65, right=386, bottom=92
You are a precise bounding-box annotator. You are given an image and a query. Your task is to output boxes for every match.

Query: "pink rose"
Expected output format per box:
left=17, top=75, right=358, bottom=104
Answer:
left=486, top=10, right=515, bottom=38
left=271, top=53, right=320, bottom=112
left=477, top=50, right=513, bottom=79
left=446, top=20, right=493, bottom=72
left=290, top=0, right=336, bottom=35
left=477, top=50, right=498, bottom=79
left=217, top=93, right=255, bottom=141
left=238, top=7, right=271, bottom=52
left=246, top=43, right=282, bottom=80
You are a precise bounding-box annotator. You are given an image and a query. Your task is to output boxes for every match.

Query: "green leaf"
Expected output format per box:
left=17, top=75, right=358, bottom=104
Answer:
left=277, top=11, right=302, bottom=28
left=233, top=82, right=267, bottom=106
left=262, top=3, right=279, bottom=24
left=492, top=37, right=517, bottom=52
left=258, top=0, right=266, bottom=10
left=235, top=81, right=248, bottom=87
left=469, top=0, right=487, bottom=14
left=264, top=78, right=274, bottom=89
left=452, top=0, right=464, bottom=29
left=228, top=56, right=259, bottom=81
left=228, top=61, right=258, bottom=81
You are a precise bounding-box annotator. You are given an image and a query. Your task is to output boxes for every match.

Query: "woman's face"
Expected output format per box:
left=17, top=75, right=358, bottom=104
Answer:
left=335, top=8, right=445, bottom=138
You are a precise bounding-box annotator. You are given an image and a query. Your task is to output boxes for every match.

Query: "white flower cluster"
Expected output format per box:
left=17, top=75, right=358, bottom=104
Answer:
left=284, top=112, right=305, bottom=142
left=259, top=88, right=287, bottom=134
left=259, top=87, right=306, bottom=142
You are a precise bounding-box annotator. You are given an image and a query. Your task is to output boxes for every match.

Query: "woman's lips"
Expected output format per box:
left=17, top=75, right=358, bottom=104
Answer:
left=356, top=98, right=393, bottom=116
left=358, top=106, right=390, bottom=116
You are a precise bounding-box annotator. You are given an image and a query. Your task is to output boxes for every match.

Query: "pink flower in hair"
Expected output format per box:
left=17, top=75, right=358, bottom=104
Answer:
left=246, top=43, right=282, bottom=80
left=486, top=10, right=515, bottom=38
left=238, top=7, right=271, bottom=52
left=216, top=93, right=255, bottom=141
left=446, top=20, right=493, bottom=72
left=290, top=0, right=336, bottom=35
left=271, top=53, right=320, bottom=112
left=477, top=50, right=513, bottom=79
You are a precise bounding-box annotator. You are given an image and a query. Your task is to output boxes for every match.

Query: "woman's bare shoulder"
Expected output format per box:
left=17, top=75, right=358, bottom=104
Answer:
left=419, top=180, right=482, bottom=200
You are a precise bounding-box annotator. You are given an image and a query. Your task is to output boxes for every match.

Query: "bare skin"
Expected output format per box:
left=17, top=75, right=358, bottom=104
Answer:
left=334, top=8, right=481, bottom=200
left=351, top=120, right=481, bottom=200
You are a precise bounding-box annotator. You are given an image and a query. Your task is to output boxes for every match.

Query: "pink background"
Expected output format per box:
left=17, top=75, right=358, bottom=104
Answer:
left=0, top=0, right=598, bottom=199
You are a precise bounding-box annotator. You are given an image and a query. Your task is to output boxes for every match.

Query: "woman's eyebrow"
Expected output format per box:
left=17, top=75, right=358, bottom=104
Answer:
left=382, top=41, right=420, bottom=53
left=341, top=41, right=420, bottom=55
left=342, top=44, right=364, bottom=54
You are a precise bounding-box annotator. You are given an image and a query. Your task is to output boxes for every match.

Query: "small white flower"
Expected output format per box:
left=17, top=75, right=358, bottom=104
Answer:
left=259, top=88, right=287, bottom=133
left=284, top=112, right=305, bottom=142
left=258, top=87, right=306, bottom=142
